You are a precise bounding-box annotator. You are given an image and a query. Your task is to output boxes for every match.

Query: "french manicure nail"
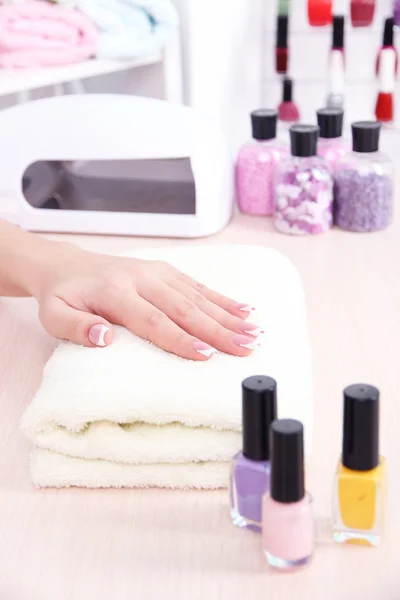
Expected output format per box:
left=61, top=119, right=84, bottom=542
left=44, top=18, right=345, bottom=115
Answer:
left=193, top=341, right=218, bottom=358
left=238, top=322, right=264, bottom=337
left=232, top=334, right=261, bottom=350
left=88, top=324, right=109, bottom=347
left=236, top=303, right=256, bottom=312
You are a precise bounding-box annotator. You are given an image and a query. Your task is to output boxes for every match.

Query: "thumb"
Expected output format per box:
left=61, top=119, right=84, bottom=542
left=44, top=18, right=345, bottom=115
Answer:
left=39, top=297, right=114, bottom=347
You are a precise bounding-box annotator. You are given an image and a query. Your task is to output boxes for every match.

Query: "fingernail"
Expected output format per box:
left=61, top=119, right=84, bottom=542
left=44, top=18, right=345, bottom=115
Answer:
left=236, top=303, right=256, bottom=312
left=88, top=324, right=109, bottom=347
left=238, top=322, right=264, bottom=337
left=193, top=341, right=218, bottom=358
left=232, top=334, right=261, bottom=350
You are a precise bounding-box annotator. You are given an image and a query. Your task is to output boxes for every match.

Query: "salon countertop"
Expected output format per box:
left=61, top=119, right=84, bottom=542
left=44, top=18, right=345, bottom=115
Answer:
left=0, top=212, right=399, bottom=600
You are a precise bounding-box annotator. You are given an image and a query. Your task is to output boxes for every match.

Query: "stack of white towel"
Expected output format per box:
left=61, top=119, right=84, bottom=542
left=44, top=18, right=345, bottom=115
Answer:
left=21, top=245, right=313, bottom=489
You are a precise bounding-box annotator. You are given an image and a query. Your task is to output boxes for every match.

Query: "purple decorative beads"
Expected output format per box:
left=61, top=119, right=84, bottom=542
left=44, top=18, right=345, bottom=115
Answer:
left=274, top=157, right=333, bottom=235
left=334, top=170, right=393, bottom=232
left=335, top=121, right=393, bottom=232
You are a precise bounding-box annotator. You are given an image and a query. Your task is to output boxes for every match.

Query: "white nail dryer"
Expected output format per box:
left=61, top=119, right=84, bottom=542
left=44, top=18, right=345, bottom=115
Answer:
left=0, top=94, right=233, bottom=237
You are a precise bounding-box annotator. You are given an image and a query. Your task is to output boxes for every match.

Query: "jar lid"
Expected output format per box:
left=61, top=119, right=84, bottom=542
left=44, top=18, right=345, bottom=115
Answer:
left=251, top=109, right=278, bottom=141
left=352, top=121, right=380, bottom=153
left=317, top=107, right=344, bottom=139
left=289, top=124, right=319, bottom=157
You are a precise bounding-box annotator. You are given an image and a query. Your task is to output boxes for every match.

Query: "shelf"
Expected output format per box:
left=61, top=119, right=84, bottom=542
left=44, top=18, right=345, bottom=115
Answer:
left=0, top=52, right=162, bottom=97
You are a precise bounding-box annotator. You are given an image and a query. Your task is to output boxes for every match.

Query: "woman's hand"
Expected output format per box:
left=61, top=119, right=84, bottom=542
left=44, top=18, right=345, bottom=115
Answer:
left=28, top=243, right=262, bottom=360
left=0, top=220, right=262, bottom=360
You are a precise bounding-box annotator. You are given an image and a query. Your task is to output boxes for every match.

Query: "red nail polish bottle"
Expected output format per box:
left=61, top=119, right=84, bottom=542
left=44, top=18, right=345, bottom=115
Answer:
left=308, top=0, right=332, bottom=27
left=375, top=47, right=395, bottom=123
left=276, top=15, right=289, bottom=75
left=350, top=0, right=375, bottom=27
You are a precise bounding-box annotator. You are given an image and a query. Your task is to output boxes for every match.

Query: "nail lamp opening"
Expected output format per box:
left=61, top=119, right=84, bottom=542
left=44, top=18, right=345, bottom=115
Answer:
left=0, top=94, right=233, bottom=237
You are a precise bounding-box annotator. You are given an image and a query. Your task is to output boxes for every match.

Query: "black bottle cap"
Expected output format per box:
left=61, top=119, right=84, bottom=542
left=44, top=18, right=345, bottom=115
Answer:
left=289, top=124, right=319, bottom=157
left=251, top=109, right=278, bottom=141
left=342, top=384, right=380, bottom=471
left=242, top=376, right=277, bottom=461
left=332, top=15, right=344, bottom=49
left=276, top=15, right=288, bottom=48
left=383, top=17, right=394, bottom=47
left=270, top=419, right=305, bottom=503
left=352, top=121, right=380, bottom=153
left=317, top=107, right=344, bottom=138
left=282, top=77, right=293, bottom=102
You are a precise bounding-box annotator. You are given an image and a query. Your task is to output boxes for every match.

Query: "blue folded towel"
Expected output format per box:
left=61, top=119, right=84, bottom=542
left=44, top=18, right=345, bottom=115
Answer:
left=76, top=0, right=179, bottom=59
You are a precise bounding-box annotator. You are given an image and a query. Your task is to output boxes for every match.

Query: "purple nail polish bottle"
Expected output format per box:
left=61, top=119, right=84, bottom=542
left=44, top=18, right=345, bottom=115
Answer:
left=229, top=375, right=277, bottom=532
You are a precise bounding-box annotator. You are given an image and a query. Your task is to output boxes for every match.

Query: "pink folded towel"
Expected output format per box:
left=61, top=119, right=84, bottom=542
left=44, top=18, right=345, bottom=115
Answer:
left=0, top=1, right=97, bottom=67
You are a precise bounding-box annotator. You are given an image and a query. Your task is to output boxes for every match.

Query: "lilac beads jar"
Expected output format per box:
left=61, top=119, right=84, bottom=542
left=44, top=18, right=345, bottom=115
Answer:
left=274, top=124, right=333, bottom=235
left=317, top=108, right=350, bottom=171
left=334, top=121, right=393, bottom=232
left=236, top=109, right=287, bottom=215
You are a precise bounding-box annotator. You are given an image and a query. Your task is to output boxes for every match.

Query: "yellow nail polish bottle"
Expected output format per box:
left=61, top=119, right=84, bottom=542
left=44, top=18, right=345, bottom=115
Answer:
left=333, top=384, right=386, bottom=547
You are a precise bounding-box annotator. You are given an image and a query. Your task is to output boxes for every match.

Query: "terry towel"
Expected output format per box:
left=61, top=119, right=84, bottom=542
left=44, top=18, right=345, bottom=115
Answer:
left=0, top=2, right=97, bottom=68
left=75, top=0, right=178, bottom=59
left=22, top=245, right=313, bottom=489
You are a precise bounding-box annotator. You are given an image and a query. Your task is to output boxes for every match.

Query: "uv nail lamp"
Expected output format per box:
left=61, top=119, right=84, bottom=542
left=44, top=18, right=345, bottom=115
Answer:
left=0, top=94, right=233, bottom=237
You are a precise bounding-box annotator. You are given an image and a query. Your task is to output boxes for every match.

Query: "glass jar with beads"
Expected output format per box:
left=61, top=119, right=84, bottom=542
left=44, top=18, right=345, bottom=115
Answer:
left=274, top=124, right=333, bottom=235
left=334, top=122, right=393, bottom=232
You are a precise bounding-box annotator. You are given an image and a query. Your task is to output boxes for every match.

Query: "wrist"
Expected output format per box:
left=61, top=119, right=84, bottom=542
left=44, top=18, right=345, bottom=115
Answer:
left=0, top=219, right=83, bottom=298
left=21, top=238, right=81, bottom=299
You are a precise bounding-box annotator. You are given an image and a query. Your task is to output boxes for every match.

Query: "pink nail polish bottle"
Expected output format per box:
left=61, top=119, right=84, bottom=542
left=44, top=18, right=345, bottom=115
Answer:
left=235, top=110, right=287, bottom=215
left=262, top=419, right=314, bottom=570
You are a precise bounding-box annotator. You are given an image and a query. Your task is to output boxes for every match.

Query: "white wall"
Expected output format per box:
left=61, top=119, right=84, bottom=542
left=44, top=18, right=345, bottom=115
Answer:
left=173, top=0, right=264, bottom=153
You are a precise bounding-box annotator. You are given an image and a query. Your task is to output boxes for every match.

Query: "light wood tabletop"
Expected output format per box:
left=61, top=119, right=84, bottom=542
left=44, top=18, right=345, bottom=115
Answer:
left=0, top=212, right=399, bottom=600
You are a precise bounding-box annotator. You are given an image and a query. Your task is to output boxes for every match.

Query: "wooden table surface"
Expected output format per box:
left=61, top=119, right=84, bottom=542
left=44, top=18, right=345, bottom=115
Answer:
left=0, top=213, right=399, bottom=600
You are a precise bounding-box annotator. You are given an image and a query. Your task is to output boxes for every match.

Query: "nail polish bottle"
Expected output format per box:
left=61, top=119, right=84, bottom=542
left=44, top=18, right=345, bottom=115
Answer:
left=262, top=419, right=314, bottom=569
left=326, top=15, right=345, bottom=110
left=350, top=0, right=375, bottom=27
left=278, top=78, right=300, bottom=124
left=375, top=31, right=396, bottom=124
left=235, top=110, right=287, bottom=216
left=277, top=0, right=291, bottom=16
left=307, top=0, right=332, bottom=27
left=276, top=15, right=289, bottom=74
left=317, top=108, right=350, bottom=171
left=376, top=18, right=398, bottom=77
left=230, top=376, right=277, bottom=532
left=395, top=0, right=400, bottom=27
left=333, top=384, right=386, bottom=547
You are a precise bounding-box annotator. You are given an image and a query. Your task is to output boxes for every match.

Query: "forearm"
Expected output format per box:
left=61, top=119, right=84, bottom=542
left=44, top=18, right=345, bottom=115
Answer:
left=0, top=219, right=57, bottom=297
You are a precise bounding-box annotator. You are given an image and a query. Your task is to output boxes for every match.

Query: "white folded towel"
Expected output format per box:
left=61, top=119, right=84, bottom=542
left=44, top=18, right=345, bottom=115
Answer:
left=22, top=245, right=313, bottom=489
